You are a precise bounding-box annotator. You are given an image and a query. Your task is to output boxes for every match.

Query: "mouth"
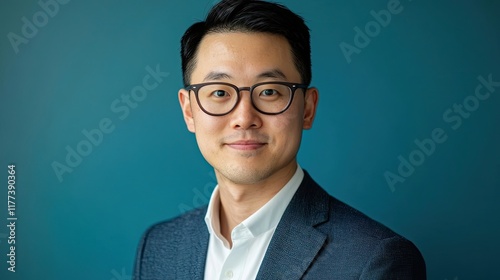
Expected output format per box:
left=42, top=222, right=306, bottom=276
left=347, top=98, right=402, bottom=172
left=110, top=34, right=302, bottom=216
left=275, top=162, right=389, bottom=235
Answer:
left=225, top=140, right=267, bottom=151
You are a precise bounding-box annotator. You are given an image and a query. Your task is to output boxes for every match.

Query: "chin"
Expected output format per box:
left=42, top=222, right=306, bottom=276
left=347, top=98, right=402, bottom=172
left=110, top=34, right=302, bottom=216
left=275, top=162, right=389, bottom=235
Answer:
left=217, top=164, right=273, bottom=185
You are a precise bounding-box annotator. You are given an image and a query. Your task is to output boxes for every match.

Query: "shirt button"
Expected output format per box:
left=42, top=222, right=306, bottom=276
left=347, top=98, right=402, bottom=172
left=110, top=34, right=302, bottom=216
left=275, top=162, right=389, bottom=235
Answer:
left=225, top=270, right=233, bottom=278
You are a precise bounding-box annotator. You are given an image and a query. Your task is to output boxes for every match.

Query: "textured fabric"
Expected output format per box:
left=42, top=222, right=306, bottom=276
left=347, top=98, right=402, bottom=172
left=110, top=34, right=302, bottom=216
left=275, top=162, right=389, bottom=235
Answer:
left=203, top=166, right=304, bottom=279
left=133, top=170, right=426, bottom=280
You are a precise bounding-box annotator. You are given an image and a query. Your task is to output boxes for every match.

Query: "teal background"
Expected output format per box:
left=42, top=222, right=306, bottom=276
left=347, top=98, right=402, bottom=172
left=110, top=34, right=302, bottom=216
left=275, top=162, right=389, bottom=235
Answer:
left=0, top=0, right=499, bottom=279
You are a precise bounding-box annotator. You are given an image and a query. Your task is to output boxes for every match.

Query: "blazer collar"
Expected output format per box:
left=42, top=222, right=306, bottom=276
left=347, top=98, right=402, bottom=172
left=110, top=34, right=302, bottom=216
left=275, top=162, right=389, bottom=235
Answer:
left=256, top=170, right=330, bottom=279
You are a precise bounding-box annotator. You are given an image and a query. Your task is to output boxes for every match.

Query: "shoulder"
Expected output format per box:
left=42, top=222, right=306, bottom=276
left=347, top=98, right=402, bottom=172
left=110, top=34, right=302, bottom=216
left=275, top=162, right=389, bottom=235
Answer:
left=300, top=171, right=412, bottom=242
left=297, top=172, right=426, bottom=278
left=136, top=206, right=208, bottom=256
left=133, top=206, right=209, bottom=279
left=327, top=196, right=399, bottom=240
left=318, top=183, right=422, bottom=255
left=144, top=206, right=208, bottom=241
left=328, top=197, right=425, bottom=265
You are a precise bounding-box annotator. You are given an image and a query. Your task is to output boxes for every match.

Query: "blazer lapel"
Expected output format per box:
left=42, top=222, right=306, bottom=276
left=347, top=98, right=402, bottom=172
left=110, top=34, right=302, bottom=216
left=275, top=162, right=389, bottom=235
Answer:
left=256, top=171, right=330, bottom=279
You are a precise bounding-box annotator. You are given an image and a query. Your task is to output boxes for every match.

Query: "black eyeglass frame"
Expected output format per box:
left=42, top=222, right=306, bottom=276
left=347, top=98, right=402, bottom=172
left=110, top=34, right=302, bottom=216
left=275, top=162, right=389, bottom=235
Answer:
left=185, top=81, right=309, bottom=116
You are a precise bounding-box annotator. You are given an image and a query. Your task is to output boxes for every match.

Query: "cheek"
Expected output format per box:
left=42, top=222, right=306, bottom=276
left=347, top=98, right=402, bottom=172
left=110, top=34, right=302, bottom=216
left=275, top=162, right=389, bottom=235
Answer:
left=192, top=111, right=225, bottom=149
left=278, top=102, right=305, bottom=132
left=192, top=105, right=216, bottom=131
left=269, top=112, right=304, bottom=146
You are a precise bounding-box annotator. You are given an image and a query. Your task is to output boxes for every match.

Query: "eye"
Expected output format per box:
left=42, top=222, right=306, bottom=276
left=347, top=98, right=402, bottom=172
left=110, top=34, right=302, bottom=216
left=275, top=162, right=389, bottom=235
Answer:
left=211, top=90, right=230, bottom=98
left=260, top=89, right=279, bottom=96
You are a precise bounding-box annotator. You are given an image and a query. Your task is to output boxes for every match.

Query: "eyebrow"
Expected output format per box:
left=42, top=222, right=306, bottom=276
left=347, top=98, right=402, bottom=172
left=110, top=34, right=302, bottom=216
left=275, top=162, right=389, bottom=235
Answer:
left=202, top=68, right=288, bottom=82
left=203, top=71, right=232, bottom=81
left=257, top=69, right=288, bottom=80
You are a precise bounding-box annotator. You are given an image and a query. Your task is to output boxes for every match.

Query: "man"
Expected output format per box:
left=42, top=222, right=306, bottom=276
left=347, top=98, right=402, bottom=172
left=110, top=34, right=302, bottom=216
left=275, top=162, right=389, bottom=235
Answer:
left=133, top=0, right=426, bottom=279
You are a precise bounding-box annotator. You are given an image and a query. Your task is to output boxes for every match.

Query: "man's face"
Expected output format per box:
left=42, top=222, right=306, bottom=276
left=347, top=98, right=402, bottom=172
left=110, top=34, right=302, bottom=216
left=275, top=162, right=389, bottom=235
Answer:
left=179, top=32, right=318, bottom=186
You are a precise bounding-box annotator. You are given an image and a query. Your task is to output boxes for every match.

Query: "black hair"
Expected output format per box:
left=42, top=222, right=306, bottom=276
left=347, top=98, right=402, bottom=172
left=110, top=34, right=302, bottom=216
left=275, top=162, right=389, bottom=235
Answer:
left=180, top=0, right=311, bottom=87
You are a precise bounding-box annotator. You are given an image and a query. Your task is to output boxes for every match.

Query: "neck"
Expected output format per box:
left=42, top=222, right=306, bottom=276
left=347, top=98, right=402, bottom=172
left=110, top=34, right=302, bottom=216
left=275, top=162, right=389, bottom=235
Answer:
left=216, top=162, right=297, bottom=247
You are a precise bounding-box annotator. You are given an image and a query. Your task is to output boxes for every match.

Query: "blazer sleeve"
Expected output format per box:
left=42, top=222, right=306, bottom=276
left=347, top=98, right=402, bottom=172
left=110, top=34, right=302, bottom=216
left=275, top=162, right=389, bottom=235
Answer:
left=359, top=236, right=426, bottom=279
left=132, top=227, right=151, bottom=280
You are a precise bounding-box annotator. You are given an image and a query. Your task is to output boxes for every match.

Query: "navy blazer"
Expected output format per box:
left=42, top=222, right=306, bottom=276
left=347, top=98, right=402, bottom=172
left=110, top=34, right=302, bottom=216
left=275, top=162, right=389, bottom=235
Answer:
left=134, top=171, right=426, bottom=279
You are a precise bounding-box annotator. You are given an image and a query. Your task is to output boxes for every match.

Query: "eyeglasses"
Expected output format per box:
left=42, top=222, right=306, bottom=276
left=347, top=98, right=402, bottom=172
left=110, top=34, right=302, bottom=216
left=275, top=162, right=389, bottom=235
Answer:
left=185, top=81, right=308, bottom=116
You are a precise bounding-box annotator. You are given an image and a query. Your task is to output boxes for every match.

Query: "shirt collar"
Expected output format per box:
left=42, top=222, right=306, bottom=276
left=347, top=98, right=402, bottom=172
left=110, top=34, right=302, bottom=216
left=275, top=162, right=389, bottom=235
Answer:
left=204, top=165, right=304, bottom=243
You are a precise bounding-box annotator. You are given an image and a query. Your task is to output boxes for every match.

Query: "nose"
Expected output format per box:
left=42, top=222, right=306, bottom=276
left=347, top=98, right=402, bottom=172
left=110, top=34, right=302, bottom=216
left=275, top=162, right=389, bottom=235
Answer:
left=229, top=90, right=263, bottom=130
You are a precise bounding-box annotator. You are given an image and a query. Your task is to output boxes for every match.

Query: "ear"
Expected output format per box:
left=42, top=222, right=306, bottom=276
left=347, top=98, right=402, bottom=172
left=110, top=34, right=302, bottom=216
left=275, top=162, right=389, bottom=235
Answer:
left=179, top=89, right=196, bottom=133
left=303, top=87, right=318, bottom=130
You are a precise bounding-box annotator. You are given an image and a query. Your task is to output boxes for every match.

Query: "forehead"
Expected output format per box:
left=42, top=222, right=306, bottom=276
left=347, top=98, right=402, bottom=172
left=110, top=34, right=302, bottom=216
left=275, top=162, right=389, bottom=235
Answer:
left=191, top=32, right=300, bottom=83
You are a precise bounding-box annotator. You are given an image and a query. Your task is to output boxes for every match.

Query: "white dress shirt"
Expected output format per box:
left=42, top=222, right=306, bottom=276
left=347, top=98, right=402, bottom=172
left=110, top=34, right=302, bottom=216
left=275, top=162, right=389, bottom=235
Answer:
left=203, top=166, right=304, bottom=280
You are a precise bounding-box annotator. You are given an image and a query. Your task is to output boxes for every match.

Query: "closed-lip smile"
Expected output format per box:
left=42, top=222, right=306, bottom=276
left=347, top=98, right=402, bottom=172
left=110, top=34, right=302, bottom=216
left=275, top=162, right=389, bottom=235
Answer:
left=226, top=140, right=266, bottom=150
